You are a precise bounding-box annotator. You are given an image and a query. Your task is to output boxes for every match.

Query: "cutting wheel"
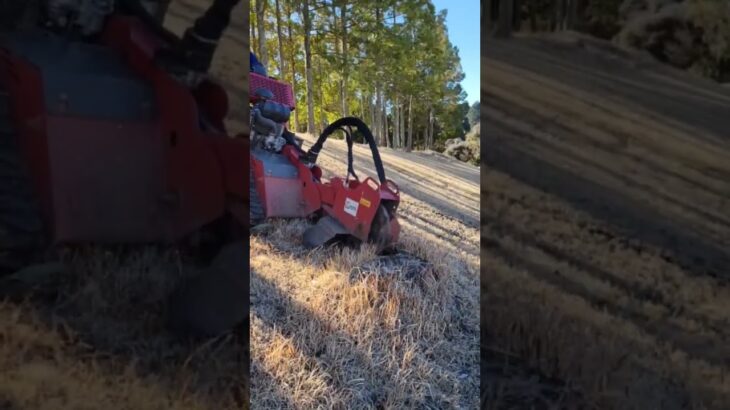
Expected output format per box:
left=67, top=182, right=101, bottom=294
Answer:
left=167, top=241, right=247, bottom=338
left=368, top=205, right=395, bottom=254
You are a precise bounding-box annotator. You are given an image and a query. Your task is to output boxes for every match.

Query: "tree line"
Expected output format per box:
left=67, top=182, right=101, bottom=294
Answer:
left=484, top=0, right=729, bottom=82
left=251, top=0, right=472, bottom=151
left=485, top=0, right=630, bottom=39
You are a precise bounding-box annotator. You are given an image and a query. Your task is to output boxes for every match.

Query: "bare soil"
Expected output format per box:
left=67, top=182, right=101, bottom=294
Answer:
left=482, top=32, right=730, bottom=409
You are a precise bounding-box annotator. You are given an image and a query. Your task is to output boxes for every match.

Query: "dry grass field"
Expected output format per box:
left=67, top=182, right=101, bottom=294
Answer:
left=482, top=32, right=730, bottom=409
left=249, top=135, right=481, bottom=408
left=1, top=1, right=248, bottom=409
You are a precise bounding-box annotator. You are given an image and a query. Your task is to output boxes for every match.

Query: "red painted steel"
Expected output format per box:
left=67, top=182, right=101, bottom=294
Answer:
left=256, top=144, right=401, bottom=244
left=0, top=16, right=248, bottom=244
left=249, top=72, right=295, bottom=109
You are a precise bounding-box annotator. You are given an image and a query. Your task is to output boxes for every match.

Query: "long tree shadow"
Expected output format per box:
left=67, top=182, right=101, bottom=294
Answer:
left=250, top=222, right=479, bottom=408
left=481, top=235, right=728, bottom=405
left=486, top=109, right=730, bottom=233
left=399, top=212, right=479, bottom=257
left=0, top=245, right=247, bottom=409
left=482, top=213, right=729, bottom=333
left=484, top=38, right=730, bottom=140
left=481, top=216, right=730, bottom=364
left=481, top=128, right=730, bottom=282
left=249, top=358, right=298, bottom=409
left=250, top=267, right=387, bottom=408
left=483, top=90, right=730, bottom=197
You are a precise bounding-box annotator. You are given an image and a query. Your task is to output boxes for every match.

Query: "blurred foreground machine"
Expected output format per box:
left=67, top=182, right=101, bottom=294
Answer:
left=0, top=0, right=246, bottom=337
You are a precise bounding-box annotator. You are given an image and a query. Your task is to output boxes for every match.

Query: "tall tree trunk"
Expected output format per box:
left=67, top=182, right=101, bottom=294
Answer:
left=549, top=0, right=558, bottom=31
left=369, top=93, right=376, bottom=135
left=423, top=108, right=431, bottom=149
left=399, top=101, right=404, bottom=149
left=484, top=0, right=493, bottom=34
left=427, top=106, right=434, bottom=149
left=513, top=0, right=521, bottom=32
left=528, top=1, right=537, bottom=32
left=374, top=3, right=384, bottom=145
left=399, top=100, right=403, bottom=148
left=396, top=102, right=401, bottom=148
left=382, top=95, right=389, bottom=148
left=317, top=63, right=327, bottom=135
left=495, top=0, right=513, bottom=38
left=340, top=1, right=349, bottom=117
left=407, top=95, right=413, bottom=151
left=567, top=0, right=577, bottom=30
left=250, top=9, right=257, bottom=55
left=360, top=93, right=367, bottom=123
left=375, top=85, right=382, bottom=145
left=274, top=0, right=286, bottom=78
left=553, top=0, right=568, bottom=31
left=302, top=0, right=315, bottom=135
left=393, top=95, right=399, bottom=148
left=285, top=3, right=299, bottom=132
left=255, top=0, right=268, bottom=68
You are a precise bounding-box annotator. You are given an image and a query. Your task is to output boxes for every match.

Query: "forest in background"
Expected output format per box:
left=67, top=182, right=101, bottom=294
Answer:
left=485, top=0, right=730, bottom=83
left=251, top=0, right=480, bottom=152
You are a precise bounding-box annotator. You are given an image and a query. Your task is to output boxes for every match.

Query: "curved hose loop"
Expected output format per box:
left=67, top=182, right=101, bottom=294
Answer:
left=116, top=0, right=182, bottom=46
left=307, top=117, right=386, bottom=185
left=342, top=126, right=358, bottom=182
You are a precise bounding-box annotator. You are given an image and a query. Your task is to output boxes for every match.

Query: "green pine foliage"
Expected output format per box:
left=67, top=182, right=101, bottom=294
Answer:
left=252, top=0, right=472, bottom=151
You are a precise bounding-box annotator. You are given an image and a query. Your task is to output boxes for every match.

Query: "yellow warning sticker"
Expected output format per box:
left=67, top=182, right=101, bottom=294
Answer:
left=360, top=198, right=371, bottom=208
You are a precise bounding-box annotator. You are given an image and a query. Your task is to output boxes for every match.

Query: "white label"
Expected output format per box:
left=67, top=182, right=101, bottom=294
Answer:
left=344, top=197, right=359, bottom=217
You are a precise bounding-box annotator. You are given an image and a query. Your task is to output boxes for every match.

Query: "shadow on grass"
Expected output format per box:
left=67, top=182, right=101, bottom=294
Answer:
left=481, top=129, right=730, bottom=282
left=250, top=224, right=479, bottom=408
left=250, top=267, right=382, bottom=408
left=484, top=38, right=730, bottom=141
left=5, top=245, right=247, bottom=409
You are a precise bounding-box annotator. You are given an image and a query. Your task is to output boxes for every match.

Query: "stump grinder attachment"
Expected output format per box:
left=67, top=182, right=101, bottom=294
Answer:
left=249, top=71, right=401, bottom=253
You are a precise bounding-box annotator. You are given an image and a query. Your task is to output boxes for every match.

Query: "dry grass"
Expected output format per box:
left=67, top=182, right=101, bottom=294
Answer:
left=250, top=149, right=481, bottom=408
left=482, top=35, right=730, bottom=409
left=0, top=248, right=245, bottom=410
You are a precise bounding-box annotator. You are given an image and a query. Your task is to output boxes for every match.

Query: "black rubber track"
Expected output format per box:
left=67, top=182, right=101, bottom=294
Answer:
left=249, top=166, right=265, bottom=226
left=0, top=87, right=45, bottom=274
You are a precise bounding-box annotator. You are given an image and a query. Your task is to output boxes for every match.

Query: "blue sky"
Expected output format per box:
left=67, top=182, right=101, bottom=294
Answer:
left=432, top=0, right=480, bottom=105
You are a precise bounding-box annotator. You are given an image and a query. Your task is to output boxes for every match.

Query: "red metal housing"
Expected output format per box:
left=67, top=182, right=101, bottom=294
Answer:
left=0, top=16, right=248, bottom=244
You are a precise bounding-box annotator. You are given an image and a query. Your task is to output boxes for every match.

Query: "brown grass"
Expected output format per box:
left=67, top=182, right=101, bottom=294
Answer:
left=0, top=248, right=245, bottom=409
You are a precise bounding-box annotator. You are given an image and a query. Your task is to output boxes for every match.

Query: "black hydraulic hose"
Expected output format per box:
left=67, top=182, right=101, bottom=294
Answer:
left=116, top=0, right=182, bottom=46
left=308, top=117, right=386, bottom=184
left=343, top=127, right=358, bottom=181
left=282, top=129, right=306, bottom=154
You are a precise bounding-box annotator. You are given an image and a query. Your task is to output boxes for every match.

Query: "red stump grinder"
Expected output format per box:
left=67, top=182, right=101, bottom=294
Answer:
left=249, top=71, right=401, bottom=253
left=0, top=1, right=247, bottom=337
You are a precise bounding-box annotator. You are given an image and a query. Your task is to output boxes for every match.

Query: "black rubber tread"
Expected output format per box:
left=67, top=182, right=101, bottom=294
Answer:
left=249, top=166, right=265, bottom=226
left=368, top=204, right=394, bottom=254
left=167, top=241, right=247, bottom=338
left=0, top=86, right=45, bottom=274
